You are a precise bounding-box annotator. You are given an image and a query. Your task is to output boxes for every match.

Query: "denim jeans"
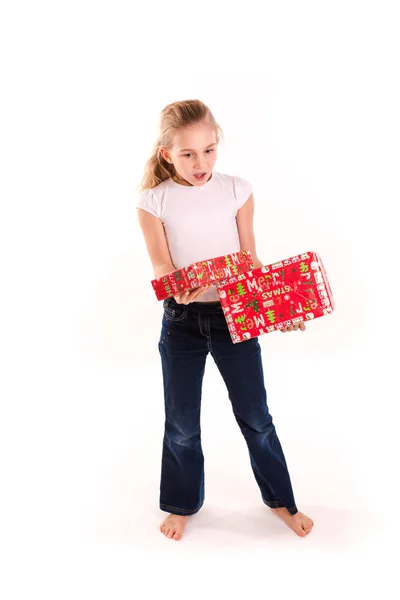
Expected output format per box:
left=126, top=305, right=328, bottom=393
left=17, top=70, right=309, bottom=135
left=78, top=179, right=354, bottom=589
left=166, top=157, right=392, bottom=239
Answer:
left=158, top=297, right=298, bottom=516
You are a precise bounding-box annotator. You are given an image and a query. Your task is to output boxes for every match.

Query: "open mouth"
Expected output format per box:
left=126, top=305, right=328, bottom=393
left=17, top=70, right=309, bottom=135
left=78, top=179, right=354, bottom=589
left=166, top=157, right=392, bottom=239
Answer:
left=194, top=172, right=206, bottom=180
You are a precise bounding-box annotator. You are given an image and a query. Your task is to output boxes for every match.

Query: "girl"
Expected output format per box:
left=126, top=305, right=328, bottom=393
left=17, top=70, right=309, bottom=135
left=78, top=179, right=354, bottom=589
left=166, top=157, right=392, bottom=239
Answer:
left=136, top=99, right=314, bottom=541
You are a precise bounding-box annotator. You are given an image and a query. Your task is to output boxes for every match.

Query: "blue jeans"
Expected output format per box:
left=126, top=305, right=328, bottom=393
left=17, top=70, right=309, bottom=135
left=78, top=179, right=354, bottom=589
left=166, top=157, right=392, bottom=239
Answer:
left=158, top=297, right=298, bottom=516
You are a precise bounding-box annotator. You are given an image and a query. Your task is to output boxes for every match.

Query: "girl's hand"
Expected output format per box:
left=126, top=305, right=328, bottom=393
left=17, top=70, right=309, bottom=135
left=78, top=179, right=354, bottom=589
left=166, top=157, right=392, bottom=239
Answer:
left=280, top=322, right=306, bottom=333
left=174, top=285, right=212, bottom=304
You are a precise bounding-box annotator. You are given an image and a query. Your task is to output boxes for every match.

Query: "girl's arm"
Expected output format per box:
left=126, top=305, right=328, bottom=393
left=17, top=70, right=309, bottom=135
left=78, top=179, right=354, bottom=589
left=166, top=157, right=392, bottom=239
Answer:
left=235, top=193, right=264, bottom=269
left=137, top=208, right=176, bottom=278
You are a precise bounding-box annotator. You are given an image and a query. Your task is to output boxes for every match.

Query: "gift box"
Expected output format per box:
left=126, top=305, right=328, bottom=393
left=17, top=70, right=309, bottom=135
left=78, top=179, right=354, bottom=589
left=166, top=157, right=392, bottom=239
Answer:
left=216, top=251, right=335, bottom=344
left=151, top=250, right=254, bottom=301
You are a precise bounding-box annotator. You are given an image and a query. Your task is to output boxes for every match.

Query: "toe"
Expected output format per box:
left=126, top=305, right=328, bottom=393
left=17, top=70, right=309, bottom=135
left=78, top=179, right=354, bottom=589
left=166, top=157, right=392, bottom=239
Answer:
left=305, top=521, right=313, bottom=533
left=173, top=532, right=182, bottom=541
left=167, top=529, right=175, bottom=539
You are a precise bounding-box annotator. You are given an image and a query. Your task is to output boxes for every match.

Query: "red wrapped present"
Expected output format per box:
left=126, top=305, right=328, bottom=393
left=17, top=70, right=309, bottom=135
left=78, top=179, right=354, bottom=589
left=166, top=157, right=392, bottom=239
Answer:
left=216, top=251, right=335, bottom=344
left=151, top=250, right=254, bottom=301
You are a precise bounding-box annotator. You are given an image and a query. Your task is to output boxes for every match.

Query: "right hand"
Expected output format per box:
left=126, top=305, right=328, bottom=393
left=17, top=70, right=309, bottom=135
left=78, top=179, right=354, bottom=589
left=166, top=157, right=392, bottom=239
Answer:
left=174, top=284, right=212, bottom=304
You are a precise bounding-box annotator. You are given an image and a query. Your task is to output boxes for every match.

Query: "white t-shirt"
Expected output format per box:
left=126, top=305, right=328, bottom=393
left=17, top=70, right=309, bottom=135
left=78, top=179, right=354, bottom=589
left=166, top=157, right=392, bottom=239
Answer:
left=136, top=170, right=253, bottom=302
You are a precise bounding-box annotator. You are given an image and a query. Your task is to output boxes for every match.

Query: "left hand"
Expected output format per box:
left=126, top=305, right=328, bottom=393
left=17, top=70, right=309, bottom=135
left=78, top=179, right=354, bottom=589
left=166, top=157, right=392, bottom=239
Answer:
left=280, top=322, right=306, bottom=333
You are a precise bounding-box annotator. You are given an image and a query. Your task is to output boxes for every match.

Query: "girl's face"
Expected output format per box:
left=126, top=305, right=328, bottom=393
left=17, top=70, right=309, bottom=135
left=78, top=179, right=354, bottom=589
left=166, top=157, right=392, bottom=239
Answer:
left=160, top=123, right=219, bottom=186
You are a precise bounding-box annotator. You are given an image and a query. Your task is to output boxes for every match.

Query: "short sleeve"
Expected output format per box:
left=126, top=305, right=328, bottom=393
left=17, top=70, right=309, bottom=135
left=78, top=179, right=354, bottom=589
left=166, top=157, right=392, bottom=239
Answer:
left=136, top=188, right=161, bottom=219
left=233, top=176, right=253, bottom=210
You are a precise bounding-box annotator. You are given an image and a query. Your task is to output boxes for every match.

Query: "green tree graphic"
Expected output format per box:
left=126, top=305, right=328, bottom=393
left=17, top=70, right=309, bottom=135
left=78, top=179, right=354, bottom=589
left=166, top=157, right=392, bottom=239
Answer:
left=300, top=262, right=309, bottom=273
left=235, top=315, right=247, bottom=330
left=237, top=283, right=246, bottom=296
left=266, top=309, right=276, bottom=323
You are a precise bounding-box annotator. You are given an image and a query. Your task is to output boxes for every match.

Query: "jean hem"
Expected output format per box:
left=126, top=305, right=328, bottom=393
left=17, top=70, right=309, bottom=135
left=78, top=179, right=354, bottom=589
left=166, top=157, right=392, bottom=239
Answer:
left=160, top=501, right=204, bottom=516
left=262, top=498, right=298, bottom=515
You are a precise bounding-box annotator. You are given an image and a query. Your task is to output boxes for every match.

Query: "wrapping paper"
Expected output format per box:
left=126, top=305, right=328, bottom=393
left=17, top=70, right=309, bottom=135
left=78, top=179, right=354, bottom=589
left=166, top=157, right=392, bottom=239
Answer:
left=151, top=250, right=254, bottom=301
left=216, top=251, right=335, bottom=343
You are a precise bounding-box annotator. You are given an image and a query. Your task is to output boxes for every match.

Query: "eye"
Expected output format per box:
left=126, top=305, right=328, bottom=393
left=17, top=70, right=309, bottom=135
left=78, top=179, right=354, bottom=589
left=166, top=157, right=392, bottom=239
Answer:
left=183, top=149, right=215, bottom=158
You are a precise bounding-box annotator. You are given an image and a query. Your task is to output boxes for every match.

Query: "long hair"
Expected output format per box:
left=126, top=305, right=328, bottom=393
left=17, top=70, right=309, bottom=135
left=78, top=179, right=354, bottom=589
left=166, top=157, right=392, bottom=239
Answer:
left=137, top=99, right=223, bottom=191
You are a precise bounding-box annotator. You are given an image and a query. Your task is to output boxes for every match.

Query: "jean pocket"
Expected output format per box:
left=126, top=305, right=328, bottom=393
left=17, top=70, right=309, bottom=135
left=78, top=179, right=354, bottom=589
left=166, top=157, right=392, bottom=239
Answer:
left=163, top=299, right=189, bottom=321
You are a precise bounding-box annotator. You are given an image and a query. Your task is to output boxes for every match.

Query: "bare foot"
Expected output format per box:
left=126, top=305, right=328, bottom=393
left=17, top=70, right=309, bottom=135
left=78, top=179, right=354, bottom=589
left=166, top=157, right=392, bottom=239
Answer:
left=270, top=507, right=314, bottom=537
left=160, top=514, right=189, bottom=541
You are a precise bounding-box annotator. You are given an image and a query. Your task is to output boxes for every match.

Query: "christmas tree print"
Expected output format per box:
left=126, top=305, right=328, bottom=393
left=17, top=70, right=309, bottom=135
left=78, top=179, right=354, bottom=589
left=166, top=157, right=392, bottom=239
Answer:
left=235, top=315, right=247, bottom=330
left=225, top=256, right=233, bottom=268
left=237, top=282, right=246, bottom=297
left=300, top=262, right=309, bottom=273
left=235, top=315, right=246, bottom=323
left=265, top=309, right=276, bottom=323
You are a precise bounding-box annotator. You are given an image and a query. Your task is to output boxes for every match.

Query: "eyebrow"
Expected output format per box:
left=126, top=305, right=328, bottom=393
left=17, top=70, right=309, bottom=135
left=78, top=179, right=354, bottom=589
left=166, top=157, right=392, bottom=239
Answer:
left=179, top=143, right=217, bottom=152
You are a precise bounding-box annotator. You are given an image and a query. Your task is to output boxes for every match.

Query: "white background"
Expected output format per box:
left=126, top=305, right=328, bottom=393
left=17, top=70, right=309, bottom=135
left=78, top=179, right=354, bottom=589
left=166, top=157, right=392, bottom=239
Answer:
left=1, top=1, right=399, bottom=598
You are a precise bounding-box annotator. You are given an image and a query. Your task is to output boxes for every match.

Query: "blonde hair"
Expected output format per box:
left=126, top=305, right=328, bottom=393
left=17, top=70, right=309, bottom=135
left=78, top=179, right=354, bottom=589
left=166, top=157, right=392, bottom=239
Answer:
left=138, top=99, right=223, bottom=191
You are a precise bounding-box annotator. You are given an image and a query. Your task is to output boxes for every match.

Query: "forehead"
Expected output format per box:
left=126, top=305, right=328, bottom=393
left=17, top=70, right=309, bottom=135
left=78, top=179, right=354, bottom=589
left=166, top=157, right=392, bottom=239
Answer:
left=172, top=124, right=217, bottom=151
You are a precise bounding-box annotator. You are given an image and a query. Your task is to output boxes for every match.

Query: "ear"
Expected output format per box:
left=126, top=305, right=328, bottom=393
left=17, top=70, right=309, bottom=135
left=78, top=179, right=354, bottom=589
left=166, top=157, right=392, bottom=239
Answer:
left=159, top=146, right=172, bottom=164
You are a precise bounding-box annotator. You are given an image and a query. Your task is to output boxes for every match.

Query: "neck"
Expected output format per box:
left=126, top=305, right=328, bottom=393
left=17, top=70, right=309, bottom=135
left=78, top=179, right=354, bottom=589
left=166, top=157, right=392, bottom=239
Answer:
left=172, top=173, right=193, bottom=186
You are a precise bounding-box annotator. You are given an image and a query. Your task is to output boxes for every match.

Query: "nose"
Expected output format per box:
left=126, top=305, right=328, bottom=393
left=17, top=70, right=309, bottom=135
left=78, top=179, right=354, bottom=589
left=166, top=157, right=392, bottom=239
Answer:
left=194, top=159, right=206, bottom=170
left=194, top=154, right=207, bottom=168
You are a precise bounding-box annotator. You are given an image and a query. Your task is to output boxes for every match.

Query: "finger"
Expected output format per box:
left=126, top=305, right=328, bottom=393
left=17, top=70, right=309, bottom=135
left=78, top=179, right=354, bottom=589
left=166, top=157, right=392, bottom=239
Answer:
left=192, top=285, right=207, bottom=296
left=182, top=290, right=192, bottom=304
left=183, top=288, right=203, bottom=304
left=176, top=286, right=208, bottom=304
left=176, top=290, right=190, bottom=304
left=191, top=285, right=210, bottom=300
